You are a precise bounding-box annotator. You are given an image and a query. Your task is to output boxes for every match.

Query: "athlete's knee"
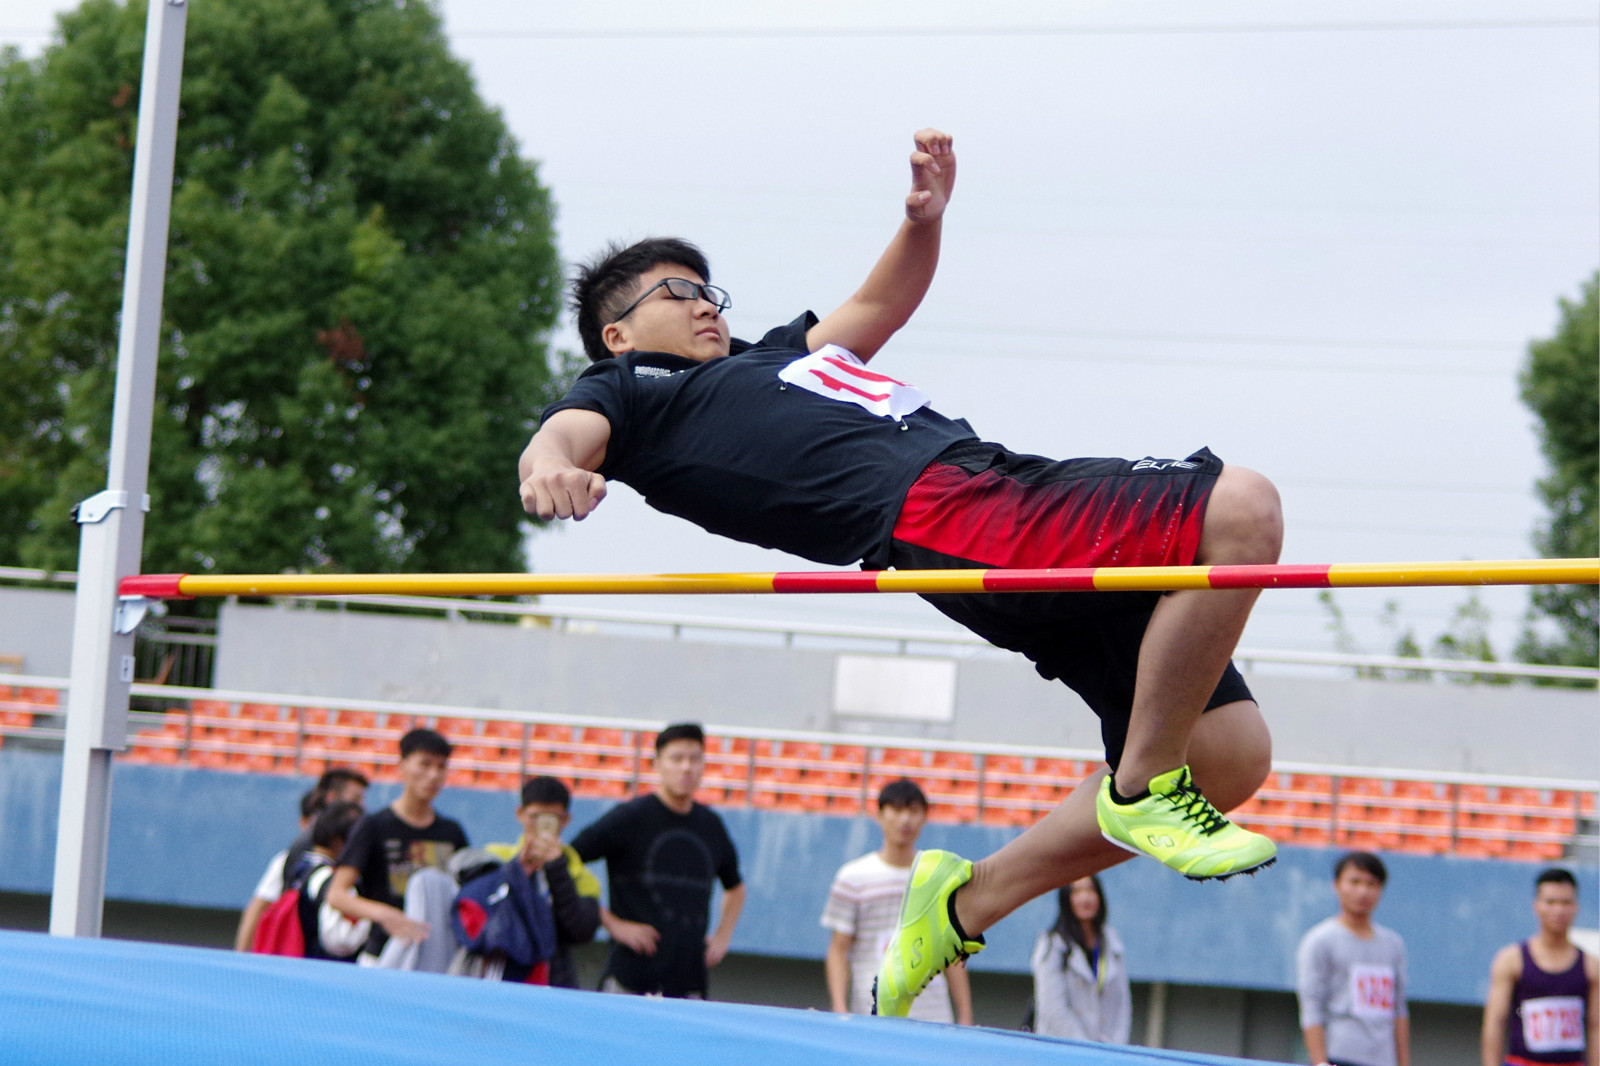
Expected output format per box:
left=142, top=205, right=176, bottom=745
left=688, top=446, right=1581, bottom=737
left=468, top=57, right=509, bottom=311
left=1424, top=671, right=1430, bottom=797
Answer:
left=1188, top=700, right=1272, bottom=812
left=1199, top=466, right=1283, bottom=564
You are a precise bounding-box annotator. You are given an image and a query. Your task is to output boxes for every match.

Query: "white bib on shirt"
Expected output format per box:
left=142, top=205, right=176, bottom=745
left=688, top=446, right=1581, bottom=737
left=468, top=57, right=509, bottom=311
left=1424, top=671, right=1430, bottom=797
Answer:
left=777, top=345, right=930, bottom=420
left=1349, top=963, right=1397, bottom=1020
left=1521, top=995, right=1586, bottom=1053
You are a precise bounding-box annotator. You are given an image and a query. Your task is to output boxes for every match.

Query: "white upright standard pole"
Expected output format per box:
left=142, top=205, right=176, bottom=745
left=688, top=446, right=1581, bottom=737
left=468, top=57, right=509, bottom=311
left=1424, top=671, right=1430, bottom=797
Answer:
left=49, top=0, right=188, bottom=938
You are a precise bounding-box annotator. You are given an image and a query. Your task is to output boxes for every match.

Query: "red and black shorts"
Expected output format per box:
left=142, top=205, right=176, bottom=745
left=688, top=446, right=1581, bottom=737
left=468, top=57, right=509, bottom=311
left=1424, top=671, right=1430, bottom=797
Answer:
left=888, top=440, right=1254, bottom=769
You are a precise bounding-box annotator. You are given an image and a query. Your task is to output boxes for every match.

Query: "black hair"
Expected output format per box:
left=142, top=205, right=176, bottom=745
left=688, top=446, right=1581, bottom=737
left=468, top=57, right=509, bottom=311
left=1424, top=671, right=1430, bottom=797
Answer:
left=1536, top=867, right=1578, bottom=892
left=316, top=767, right=369, bottom=795
left=877, top=777, right=928, bottom=811
left=298, top=788, right=321, bottom=821
left=571, top=237, right=713, bottom=362
left=1052, top=876, right=1108, bottom=970
left=312, top=801, right=364, bottom=851
left=654, top=722, right=705, bottom=753
left=399, top=727, right=452, bottom=760
left=1334, top=850, right=1387, bottom=885
left=520, top=775, right=572, bottom=810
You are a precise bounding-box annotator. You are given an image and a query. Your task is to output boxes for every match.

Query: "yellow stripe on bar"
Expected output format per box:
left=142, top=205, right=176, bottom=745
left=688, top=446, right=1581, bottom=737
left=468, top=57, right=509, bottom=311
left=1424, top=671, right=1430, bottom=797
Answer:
left=1090, top=566, right=1220, bottom=591
left=173, top=572, right=784, bottom=597
left=1325, top=559, right=1600, bottom=588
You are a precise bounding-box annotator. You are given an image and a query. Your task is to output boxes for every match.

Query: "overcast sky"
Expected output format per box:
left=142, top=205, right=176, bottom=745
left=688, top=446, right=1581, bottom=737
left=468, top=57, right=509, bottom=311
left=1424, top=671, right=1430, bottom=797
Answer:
left=4, top=1, right=1597, bottom=661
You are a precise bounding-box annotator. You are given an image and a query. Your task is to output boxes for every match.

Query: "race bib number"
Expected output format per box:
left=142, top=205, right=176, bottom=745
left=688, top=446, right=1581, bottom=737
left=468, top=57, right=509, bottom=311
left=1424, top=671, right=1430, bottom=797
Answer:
left=1521, top=995, right=1585, bottom=1053
left=1349, top=964, right=1396, bottom=1020
left=777, top=345, right=930, bottom=420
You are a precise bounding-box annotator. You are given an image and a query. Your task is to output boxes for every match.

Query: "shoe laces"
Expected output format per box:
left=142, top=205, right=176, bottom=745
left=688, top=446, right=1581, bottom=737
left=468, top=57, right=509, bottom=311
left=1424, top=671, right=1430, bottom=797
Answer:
left=1163, top=776, right=1228, bottom=836
left=917, top=944, right=973, bottom=995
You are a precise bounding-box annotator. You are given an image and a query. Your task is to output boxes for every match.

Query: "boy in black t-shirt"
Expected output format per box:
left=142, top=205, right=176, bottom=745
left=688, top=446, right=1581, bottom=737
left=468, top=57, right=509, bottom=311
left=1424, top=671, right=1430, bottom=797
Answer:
left=519, top=129, right=1284, bottom=1016
left=327, top=728, right=469, bottom=962
left=569, top=723, right=743, bottom=998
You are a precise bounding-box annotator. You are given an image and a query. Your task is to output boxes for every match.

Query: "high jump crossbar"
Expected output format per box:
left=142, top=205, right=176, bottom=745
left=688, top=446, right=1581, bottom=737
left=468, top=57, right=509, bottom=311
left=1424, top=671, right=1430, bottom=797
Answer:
left=119, top=558, right=1599, bottom=599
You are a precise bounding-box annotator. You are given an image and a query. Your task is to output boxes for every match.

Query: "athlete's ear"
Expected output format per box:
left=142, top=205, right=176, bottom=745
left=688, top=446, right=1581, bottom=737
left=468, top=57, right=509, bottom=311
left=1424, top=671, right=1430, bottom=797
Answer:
left=601, top=320, right=633, bottom=356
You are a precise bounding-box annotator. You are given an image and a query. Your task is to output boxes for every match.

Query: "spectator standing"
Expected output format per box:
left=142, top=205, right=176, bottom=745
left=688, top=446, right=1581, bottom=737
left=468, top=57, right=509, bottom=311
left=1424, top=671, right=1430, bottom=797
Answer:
left=290, top=801, right=370, bottom=962
left=483, top=775, right=603, bottom=988
left=821, top=778, right=972, bottom=1024
left=1297, top=852, right=1410, bottom=1066
left=233, top=788, right=319, bottom=951
left=280, top=767, right=369, bottom=883
left=1029, top=876, right=1131, bottom=1042
left=1482, top=867, right=1597, bottom=1066
left=327, top=729, right=469, bottom=966
left=570, top=723, right=744, bottom=998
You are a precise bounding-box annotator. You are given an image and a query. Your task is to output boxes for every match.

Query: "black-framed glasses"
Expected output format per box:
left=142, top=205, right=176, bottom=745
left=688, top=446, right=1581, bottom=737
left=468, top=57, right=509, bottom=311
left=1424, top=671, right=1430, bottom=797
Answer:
left=609, top=277, right=731, bottom=324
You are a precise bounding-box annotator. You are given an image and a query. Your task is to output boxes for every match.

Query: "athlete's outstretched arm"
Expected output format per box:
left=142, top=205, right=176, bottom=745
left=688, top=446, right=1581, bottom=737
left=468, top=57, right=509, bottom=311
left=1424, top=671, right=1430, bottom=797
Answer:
left=806, top=128, right=954, bottom=362
left=519, top=408, right=611, bottom=520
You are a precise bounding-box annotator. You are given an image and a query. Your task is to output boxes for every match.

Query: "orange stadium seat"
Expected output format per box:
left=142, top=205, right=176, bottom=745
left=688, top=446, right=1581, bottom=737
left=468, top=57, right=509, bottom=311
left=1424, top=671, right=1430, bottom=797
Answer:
left=1286, top=823, right=1333, bottom=848
left=1028, top=757, right=1084, bottom=784
left=990, top=802, right=1040, bottom=828
left=238, top=703, right=280, bottom=722
left=532, top=722, right=575, bottom=746
left=484, top=719, right=525, bottom=742
left=825, top=744, right=866, bottom=769
left=189, top=699, right=232, bottom=722
left=784, top=741, right=823, bottom=765
left=1455, top=834, right=1512, bottom=860
left=877, top=747, right=926, bottom=772
left=432, top=717, right=480, bottom=742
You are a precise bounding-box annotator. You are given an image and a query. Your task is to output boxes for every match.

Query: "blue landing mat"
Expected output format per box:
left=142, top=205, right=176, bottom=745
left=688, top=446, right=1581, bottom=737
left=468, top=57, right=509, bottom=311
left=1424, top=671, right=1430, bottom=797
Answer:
left=0, top=929, right=1270, bottom=1065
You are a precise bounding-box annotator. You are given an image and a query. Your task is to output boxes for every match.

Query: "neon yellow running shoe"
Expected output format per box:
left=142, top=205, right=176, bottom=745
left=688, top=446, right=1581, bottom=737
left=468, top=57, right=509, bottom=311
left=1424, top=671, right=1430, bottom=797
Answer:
left=1097, top=765, right=1277, bottom=881
left=871, top=850, right=985, bottom=1017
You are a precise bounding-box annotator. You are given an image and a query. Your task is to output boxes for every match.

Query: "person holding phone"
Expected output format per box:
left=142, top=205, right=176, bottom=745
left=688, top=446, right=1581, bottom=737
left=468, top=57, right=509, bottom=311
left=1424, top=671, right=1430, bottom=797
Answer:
left=484, top=775, right=603, bottom=988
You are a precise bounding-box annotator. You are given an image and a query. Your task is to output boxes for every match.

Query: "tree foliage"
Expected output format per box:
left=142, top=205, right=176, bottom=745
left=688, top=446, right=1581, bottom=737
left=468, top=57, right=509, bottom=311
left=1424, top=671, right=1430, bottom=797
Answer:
left=1517, top=273, right=1598, bottom=668
left=0, top=0, right=562, bottom=577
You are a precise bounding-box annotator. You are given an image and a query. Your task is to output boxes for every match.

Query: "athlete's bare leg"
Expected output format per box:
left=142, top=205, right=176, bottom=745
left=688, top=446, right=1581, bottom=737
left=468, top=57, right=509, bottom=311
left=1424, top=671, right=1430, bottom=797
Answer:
left=952, top=699, right=1272, bottom=936
left=1113, top=465, right=1283, bottom=795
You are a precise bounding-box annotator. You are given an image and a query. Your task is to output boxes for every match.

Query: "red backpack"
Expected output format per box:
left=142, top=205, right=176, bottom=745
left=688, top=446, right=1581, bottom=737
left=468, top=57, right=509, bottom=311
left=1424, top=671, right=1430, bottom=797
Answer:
left=250, top=884, right=308, bottom=957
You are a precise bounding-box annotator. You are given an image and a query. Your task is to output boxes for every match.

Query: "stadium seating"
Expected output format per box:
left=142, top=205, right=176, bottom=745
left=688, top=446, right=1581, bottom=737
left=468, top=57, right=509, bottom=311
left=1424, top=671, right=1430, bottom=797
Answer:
left=113, top=696, right=1594, bottom=861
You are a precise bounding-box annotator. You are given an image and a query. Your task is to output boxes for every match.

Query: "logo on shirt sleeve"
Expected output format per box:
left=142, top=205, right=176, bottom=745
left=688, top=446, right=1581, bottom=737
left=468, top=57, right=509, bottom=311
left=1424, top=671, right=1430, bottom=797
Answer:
left=777, top=345, right=930, bottom=421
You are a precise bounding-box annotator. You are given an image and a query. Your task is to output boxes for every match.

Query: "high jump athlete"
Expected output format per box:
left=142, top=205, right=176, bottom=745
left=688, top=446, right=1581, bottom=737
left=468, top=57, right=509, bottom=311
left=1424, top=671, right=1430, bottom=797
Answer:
left=518, top=129, right=1283, bottom=1017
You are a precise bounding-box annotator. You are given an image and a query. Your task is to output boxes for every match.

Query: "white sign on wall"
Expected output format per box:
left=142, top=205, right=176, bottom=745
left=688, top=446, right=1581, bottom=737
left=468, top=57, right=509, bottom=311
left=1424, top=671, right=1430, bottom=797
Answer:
left=831, top=655, right=957, bottom=723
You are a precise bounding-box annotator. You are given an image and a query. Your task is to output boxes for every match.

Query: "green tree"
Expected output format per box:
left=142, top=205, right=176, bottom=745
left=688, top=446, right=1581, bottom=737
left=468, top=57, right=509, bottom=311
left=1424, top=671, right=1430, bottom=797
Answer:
left=0, top=0, right=562, bottom=577
left=1517, top=273, right=1599, bottom=669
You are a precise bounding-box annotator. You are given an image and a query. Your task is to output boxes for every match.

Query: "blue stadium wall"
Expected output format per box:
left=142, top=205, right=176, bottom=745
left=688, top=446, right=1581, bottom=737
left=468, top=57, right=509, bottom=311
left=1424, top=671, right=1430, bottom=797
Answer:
left=0, top=747, right=1578, bottom=1006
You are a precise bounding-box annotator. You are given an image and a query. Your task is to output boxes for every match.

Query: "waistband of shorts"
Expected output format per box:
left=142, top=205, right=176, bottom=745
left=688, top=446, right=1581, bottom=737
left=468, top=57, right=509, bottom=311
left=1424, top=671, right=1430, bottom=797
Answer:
left=1506, top=1056, right=1585, bottom=1066
left=927, top=438, right=1006, bottom=469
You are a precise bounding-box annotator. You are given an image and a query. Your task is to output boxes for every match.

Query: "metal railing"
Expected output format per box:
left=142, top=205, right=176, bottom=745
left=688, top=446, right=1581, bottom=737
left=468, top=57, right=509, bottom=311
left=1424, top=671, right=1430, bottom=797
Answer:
left=2, top=675, right=1592, bottom=859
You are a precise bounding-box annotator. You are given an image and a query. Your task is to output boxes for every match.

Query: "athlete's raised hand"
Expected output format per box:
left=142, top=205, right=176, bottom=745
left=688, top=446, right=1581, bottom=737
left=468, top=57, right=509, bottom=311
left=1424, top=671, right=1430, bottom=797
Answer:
left=521, top=462, right=607, bottom=521
left=518, top=408, right=612, bottom=521
left=906, top=128, right=955, bottom=224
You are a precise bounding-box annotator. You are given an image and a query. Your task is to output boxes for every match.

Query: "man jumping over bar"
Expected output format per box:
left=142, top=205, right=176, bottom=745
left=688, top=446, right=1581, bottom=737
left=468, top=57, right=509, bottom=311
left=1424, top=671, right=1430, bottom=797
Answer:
left=517, top=129, right=1284, bottom=1018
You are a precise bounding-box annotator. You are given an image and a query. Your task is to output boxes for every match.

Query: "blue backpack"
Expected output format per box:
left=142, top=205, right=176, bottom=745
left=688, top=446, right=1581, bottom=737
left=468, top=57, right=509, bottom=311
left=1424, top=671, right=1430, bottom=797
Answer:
left=451, top=859, right=557, bottom=968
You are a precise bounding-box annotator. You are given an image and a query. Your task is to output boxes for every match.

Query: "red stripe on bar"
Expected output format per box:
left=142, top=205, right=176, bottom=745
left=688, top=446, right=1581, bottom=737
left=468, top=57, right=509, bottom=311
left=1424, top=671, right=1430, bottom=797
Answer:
left=1207, top=564, right=1333, bottom=589
left=982, top=568, right=1099, bottom=591
left=771, top=571, right=882, bottom=593
left=118, top=573, right=192, bottom=599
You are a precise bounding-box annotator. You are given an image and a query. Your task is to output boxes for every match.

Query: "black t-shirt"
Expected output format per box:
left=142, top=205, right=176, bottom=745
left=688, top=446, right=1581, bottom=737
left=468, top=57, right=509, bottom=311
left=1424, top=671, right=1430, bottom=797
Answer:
left=539, top=314, right=978, bottom=569
left=570, top=794, right=742, bottom=997
left=336, top=806, right=469, bottom=956
left=280, top=826, right=313, bottom=886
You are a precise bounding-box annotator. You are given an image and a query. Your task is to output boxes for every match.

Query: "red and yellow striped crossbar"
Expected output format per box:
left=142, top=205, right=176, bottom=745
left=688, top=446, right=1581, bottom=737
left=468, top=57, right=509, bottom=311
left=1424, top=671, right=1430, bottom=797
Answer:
left=118, top=558, right=1599, bottom=600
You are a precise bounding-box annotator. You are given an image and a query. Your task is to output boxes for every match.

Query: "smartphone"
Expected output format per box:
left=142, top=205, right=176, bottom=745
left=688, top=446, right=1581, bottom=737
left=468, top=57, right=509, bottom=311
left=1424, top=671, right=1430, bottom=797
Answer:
left=532, top=812, right=561, bottom=841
